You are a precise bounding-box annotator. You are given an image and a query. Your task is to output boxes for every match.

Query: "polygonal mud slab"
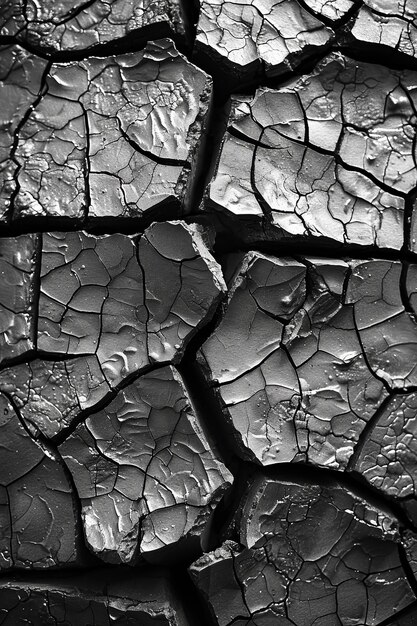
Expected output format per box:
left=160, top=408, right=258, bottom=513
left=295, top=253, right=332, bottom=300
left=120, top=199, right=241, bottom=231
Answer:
left=190, top=475, right=416, bottom=625
left=0, top=0, right=190, bottom=54
left=194, top=0, right=339, bottom=87
left=0, top=221, right=226, bottom=439
left=348, top=0, right=417, bottom=60
left=1, top=40, right=211, bottom=225
left=199, top=252, right=417, bottom=470
left=206, top=53, right=416, bottom=249
left=350, top=392, right=417, bottom=523
left=59, top=366, right=232, bottom=564
left=0, top=393, right=83, bottom=570
left=0, top=220, right=232, bottom=567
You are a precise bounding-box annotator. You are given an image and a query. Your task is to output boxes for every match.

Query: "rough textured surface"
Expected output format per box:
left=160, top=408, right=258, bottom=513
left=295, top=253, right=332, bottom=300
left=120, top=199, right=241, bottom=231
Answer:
left=195, top=0, right=417, bottom=87
left=2, top=39, right=211, bottom=224
left=0, top=221, right=225, bottom=438
left=200, top=253, right=417, bottom=469
left=0, top=0, right=187, bottom=54
left=0, top=569, right=189, bottom=624
left=195, top=0, right=334, bottom=84
left=351, top=393, right=417, bottom=520
left=349, top=0, right=417, bottom=59
left=59, top=365, right=231, bottom=563
left=0, top=220, right=232, bottom=569
left=0, top=45, right=48, bottom=222
left=0, top=392, right=82, bottom=570
left=207, top=53, right=415, bottom=248
left=190, top=476, right=415, bottom=625
left=1, top=0, right=417, bottom=623
left=0, top=234, right=39, bottom=366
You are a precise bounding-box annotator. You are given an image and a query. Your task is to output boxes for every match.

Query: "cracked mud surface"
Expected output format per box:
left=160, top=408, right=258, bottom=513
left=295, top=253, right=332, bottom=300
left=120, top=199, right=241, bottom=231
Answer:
left=2, top=0, right=417, bottom=624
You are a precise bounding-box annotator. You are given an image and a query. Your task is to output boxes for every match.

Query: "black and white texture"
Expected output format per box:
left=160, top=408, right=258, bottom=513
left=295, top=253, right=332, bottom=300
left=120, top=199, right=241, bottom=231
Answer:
left=1, top=0, right=417, bottom=624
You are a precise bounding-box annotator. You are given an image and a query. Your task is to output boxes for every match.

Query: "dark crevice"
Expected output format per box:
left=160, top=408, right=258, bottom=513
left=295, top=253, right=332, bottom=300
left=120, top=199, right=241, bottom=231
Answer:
left=0, top=24, right=189, bottom=62
left=3, top=212, right=417, bottom=263
left=180, top=0, right=200, bottom=47
left=178, top=297, right=240, bottom=476
left=211, top=217, right=417, bottom=262
left=399, top=260, right=417, bottom=326
left=185, top=87, right=231, bottom=212
left=31, top=233, right=42, bottom=352
left=192, top=34, right=417, bottom=103
left=178, top=300, right=256, bottom=552
left=50, top=360, right=171, bottom=446
left=0, top=564, right=128, bottom=580
left=170, top=567, right=215, bottom=626
left=0, top=200, right=185, bottom=237
left=337, top=40, right=417, bottom=73
left=208, top=462, right=258, bottom=547
left=80, top=103, right=91, bottom=223
left=346, top=394, right=393, bottom=472
left=179, top=361, right=240, bottom=476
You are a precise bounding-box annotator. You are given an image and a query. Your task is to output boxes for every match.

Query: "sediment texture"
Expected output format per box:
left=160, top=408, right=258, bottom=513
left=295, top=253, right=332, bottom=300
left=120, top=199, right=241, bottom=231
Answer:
left=1, top=0, right=417, bottom=624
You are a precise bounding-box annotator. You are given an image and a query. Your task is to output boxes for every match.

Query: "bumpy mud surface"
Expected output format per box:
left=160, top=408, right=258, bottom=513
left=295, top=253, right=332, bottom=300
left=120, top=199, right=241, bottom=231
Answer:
left=1, top=1, right=417, bottom=624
